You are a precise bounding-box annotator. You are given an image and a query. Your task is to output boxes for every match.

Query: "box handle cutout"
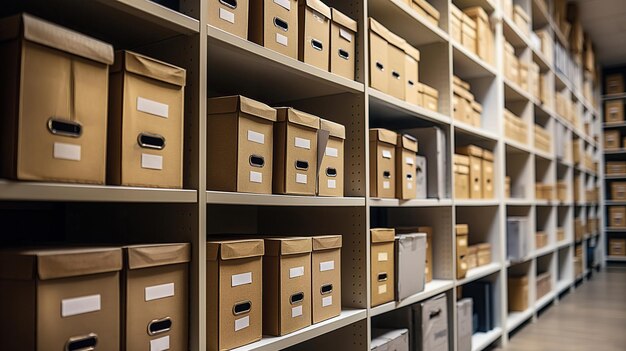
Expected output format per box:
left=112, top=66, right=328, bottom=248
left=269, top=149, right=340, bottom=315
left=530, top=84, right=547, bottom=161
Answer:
left=48, top=118, right=82, bottom=138
left=429, top=308, right=442, bottom=319
left=311, top=39, right=323, bottom=51
left=65, top=333, right=97, bottom=351
left=290, top=292, right=304, bottom=304
left=383, top=171, right=391, bottom=179
left=233, top=300, right=252, bottom=315
left=326, top=167, right=337, bottom=177
left=408, top=80, right=415, bottom=86
left=474, top=177, right=480, bottom=183
left=295, top=160, right=309, bottom=170
left=249, top=155, right=265, bottom=167
left=147, top=317, right=172, bottom=336
left=338, top=49, right=350, bottom=60
left=406, top=173, right=413, bottom=180
left=137, top=133, right=166, bottom=150
left=392, top=70, right=401, bottom=79
left=273, top=17, right=289, bottom=31
left=320, top=283, right=333, bottom=295
left=376, top=61, right=384, bottom=71
left=377, top=272, right=388, bottom=281
left=219, top=0, right=237, bottom=8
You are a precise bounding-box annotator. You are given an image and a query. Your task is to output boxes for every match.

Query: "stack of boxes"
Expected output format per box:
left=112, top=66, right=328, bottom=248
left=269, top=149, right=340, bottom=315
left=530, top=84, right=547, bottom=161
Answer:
left=534, top=124, right=551, bottom=153
left=508, top=275, right=529, bottom=312
left=504, top=109, right=528, bottom=144
left=609, top=239, right=626, bottom=257
left=513, top=5, right=530, bottom=37
left=503, top=41, right=519, bottom=83
left=540, top=71, right=554, bottom=110
left=450, top=5, right=494, bottom=64
left=536, top=272, right=552, bottom=299
left=535, top=231, right=548, bottom=249
left=410, top=0, right=441, bottom=26
left=607, top=161, right=626, bottom=176
left=453, top=76, right=483, bottom=127
left=604, top=99, right=624, bottom=124
left=612, top=182, right=626, bottom=201
left=604, top=130, right=624, bottom=150
left=454, top=145, right=495, bottom=199
left=530, top=62, right=541, bottom=101
left=535, top=183, right=555, bottom=201
left=606, top=73, right=625, bottom=95
left=456, top=224, right=492, bottom=277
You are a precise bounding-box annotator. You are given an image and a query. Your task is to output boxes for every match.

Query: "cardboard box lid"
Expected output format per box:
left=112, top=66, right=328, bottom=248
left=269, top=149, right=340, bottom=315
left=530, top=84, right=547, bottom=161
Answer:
left=513, top=5, right=530, bottom=21
left=301, top=0, right=331, bottom=19
left=456, top=145, right=483, bottom=158
left=463, top=6, right=488, bottom=22
left=370, top=128, right=398, bottom=145
left=471, top=101, right=483, bottom=113
left=416, top=82, right=425, bottom=93
left=383, top=27, right=406, bottom=50
left=371, top=228, right=395, bottom=243
left=455, top=164, right=469, bottom=174
left=477, top=243, right=491, bottom=251
left=450, top=4, right=463, bottom=19
left=312, top=235, right=343, bottom=251
left=331, top=8, right=357, bottom=32
left=467, top=245, right=478, bottom=254
left=264, top=237, right=312, bottom=256
left=112, top=50, right=186, bottom=87
left=397, top=134, right=418, bottom=152
left=461, top=14, right=477, bottom=29
left=482, top=149, right=494, bottom=161
left=453, top=84, right=474, bottom=101
left=124, top=243, right=190, bottom=270
left=455, top=224, right=469, bottom=235
left=402, top=42, right=421, bottom=62
left=207, top=95, right=277, bottom=122
left=276, top=107, right=320, bottom=130
left=0, top=247, right=122, bottom=281
left=206, top=239, right=265, bottom=261
left=1, top=13, right=114, bottom=65
left=454, top=154, right=470, bottom=165
left=368, top=17, right=390, bottom=38
left=413, top=0, right=441, bottom=20
left=320, top=119, right=346, bottom=140
left=422, top=83, right=439, bottom=98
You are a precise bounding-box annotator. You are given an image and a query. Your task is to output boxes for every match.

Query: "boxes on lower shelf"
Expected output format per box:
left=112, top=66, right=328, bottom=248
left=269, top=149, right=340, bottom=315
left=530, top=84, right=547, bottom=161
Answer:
left=611, top=182, right=626, bottom=200
left=605, top=100, right=624, bottom=123
left=606, top=73, right=624, bottom=95
left=534, top=124, right=551, bottom=153
left=605, top=130, right=622, bottom=150
left=395, top=232, right=427, bottom=301
left=370, top=128, right=397, bottom=198
left=504, top=109, right=528, bottom=144
left=536, top=183, right=555, bottom=201
left=536, top=272, right=552, bottom=300
left=454, top=154, right=470, bottom=199
left=311, top=235, right=342, bottom=324
left=508, top=275, right=529, bottom=312
left=416, top=294, right=449, bottom=351
left=610, top=206, right=626, bottom=227
left=607, top=161, right=626, bottom=175
left=609, top=239, right=626, bottom=256
left=371, top=228, right=396, bottom=306
left=456, top=224, right=469, bottom=279
left=371, top=329, right=409, bottom=351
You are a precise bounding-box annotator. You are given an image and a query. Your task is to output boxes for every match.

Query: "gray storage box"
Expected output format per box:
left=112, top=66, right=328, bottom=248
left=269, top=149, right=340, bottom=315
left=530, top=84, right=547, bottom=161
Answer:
left=415, top=155, right=427, bottom=199
left=406, top=127, right=449, bottom=199
left=457, top=298, right=473, bottom=351
left=395, top=233, right=426, bottom=301
left=371, top=328, right=409, bottom=351
left=507, top=216, right=529, bottom=261
left=415, top=293, right=449, bottom=351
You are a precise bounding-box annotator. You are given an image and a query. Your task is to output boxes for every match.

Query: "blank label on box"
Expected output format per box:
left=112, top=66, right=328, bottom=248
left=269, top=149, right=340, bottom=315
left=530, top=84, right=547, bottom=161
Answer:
left=53, top=142, right=81, bottom=161
left=295, top=137, right=311, bottom=149
left=247, top=130, right=265, bottom=144
left=219, top=8, right=235, bottom=23
left=378, top=284, right=387, bottom=294
left=276, top=33, right=288, bottom=46
left=234, top=316, right=250, bottom=331
left=150, top=335, right=170, bottom=351
left=250, top=171, right=263, bottom=183
left=320, top=260, right=335, bottom=272
left=141, top=153, right=163, bottom=170
left=326, top=147, right=338, bottom=157
left=322, top=296, right=333, bottom=307
left=137, top=96, right=169, bottom=119
left=292, top=305, right=303, bottom=318
left=327, top=179, right=336, bottom=189
left=145, top=282, right=175, bottom=301
left=289, top=266, right=305, bottom=278
left=232, top=272, right=253, bottom=287
left=382, top=150, right=392, bottom=159
left=61, top=294, right=101, bottom=317
left=296, top=173, right=307, bottom=184
left=378, top=252, right=388, bottom=262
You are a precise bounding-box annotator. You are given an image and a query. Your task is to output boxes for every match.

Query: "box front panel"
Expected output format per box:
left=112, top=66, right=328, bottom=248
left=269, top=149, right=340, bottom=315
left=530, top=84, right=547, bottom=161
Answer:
left=375, top=143, right=396, bottom=198
left=404, top=57, right=419, bottom=105
left=369, top=33, right=389, bottom=92
left=279, top=254, right=312, bottom=335
left=208, top=0, right=250, bottom=39
left=318, top=138, right=344, bottom=196
left=330, top=23, right=355, bottom=80
left=371, top=242, right=395, bottom=306
left=455, top=171, right=469, bottom=199
left=387, top=46, right=406, bottom=100
left=284, top=125, right=317, bottom=195
left=301, top=8, right=330, bottom=70
left=264, top=0, right=299, bottom=58
left=610, top=207, right=626, bottom=227
left=397, top=149, right=417, bottom=199
left=312, top=249, right=341, bottom=323
left=237, top=115, right=274, bottom=193
left=482, top=159, right=494, bottom=198
left=605, top=100, right=624, bottom=123
left=469, top=155, right=482, bottom=198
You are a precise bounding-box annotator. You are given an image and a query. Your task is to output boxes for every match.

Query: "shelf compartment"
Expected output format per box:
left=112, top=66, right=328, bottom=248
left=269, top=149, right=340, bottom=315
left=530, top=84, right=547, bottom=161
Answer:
left=471, top=327, right=502, bottom=351
left=368, top=89, right=451, bottom=127
left=370, top=279, right=454, bottom=317
left=506, top=308, right=533, bottom=332
left=369, top=198, right=453, bottom=207
left=457, top=262, right=502, bottom=286
left=206, top=191, right=365, bottom=207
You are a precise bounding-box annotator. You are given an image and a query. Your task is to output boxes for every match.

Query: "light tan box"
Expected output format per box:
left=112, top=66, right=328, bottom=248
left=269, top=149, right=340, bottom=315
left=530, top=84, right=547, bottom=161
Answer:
left=318, top=119, right=345, bottom=197
left=605, top=100, right=624, bottom=123
left=461, top=14, right=477, bottom=54
left=605, top=130, right=621, bottom=149
left=411, top=0, right=441, bottom=26
left=513, top=5, right=530, bottom=37
left=471, top=101, right=482, bottom=127
left=502, top=0, right=513, bottom=18
left=208, top=0, right=249, bottom=39
left=557, top=227, right=565, bottom=242
left=403, top=42, right=421, bottom=105
left=422, top=83, right=439, bottom=112
left=311, top=235, right=342, bottom=323
left=456, top=145, right=483, bottom=199
left=384, top=29, right=408, bottom=101
left=249, top=0, right=299, bottom=59
left=330, top=8, right=357, bottom=80
left=456, top=225, right=469, bottom=279
left=466, top=245, right=478, bottom=270
left=298, top=0, right=331, bottom=70
left=609, top=239, right=626, bottom=256
left=610, top=206, right=626, bottom=227
left=370, top=128, right=398, bottom=198
left=122, top=244, right=190, bottom=351
left=477, top=243, right=491, bottom=266
left=464, top=6, right=491, bottom=63
left=518, top=61, right=529, bottom=91
left=482, top=150, right=494, bottom=199
left=454, top=154, right=470, bottom=199
left=416, top=82, right=425, bottom=107
left=606, top=161, right=626, bottom=175
left=274, top=107, right=320, bottom=195
left=263, top=237, right=312, bottom=336
left=535, top=232, right=548, bottom=248
left=207, top=239, right=264, bottom=351
left=396, top=134, right=418, bottom=199
left=0, top=14, right=112, bottom=184
left=0, top=247, right=122, bottom=351
left=606, top=74, right=624, bottom=95
left=505, top=176, right=511, bottom=198
left=369, top=18, right=390, bottom=93
left=371, top=228, right=396, bottom=306
left=450, top=4, right=462, bottom=43
left=508, top=275, right=529, bottom=311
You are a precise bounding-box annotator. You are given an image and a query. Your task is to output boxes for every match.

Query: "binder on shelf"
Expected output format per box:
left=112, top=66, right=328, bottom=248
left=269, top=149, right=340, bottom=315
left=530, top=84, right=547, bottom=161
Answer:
left=463, top=281, right=494, bottom=333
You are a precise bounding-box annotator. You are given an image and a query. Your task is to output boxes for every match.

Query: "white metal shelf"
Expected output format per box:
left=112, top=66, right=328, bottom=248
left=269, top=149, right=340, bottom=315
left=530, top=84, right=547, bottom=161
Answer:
left=455, top=199, right=500, bottom=206
left=557, top=239, right=573, bottom=249
left=452, top=41, right=497, bottom=79
left=605, top=200, right=626, bottom=206
left=97, top=0, right=200, bottom=33
left=505, top=198, right=533, bottom=206
left=605, top=227, right=626, bottom=233
left=534, top=244, right=556, bottom=258
left=368, top=89, right=451, bottom=125
left=456, top=262, right=502, bottom=286
left=453, top=122, right=500, bottom=142
left=535, top=291, right=556, bottom=310
left=556, top=280, right=572, bottom=294
left=605, top=149, right=626, bottom=155
left=602, top=93, right=626, bottom=101
left=502, top=16, right=531, bottom=48
left=369, top=198, right=453, bottom=207
left=604, top=122, right=626, bottom=129
left=606, top=174, right=626, bottom=179
left=606, top=256, right=626, bottom=262
left=370, top=279, right=454, bottom=317
left=471, top=327, right=502, bottom=351
left=505, top=139, right=532, bottom=154
left=206, top=191, right=365, bottom=207
left=504, top=78, right=533, bottom=103
left=507, top=309, right=533, bottom=332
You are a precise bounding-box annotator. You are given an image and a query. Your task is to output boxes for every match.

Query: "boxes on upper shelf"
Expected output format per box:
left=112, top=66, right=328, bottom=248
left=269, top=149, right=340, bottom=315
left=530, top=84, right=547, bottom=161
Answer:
left=609, top=239, right=626, bottom=256
left=369, top=18, right=390, bottom=93
left=508, top=275, right=529, bottom=311
left=370, top=128, right=397, bottom=198
left=504, top=109, right=528, bottom=144
left=311, top=235, right=342, bottom=323
left=461, top=13, right=477, bottom=54
left=415, top=294, right=449, bottom=351
left=604, top=130, right=621, bottom=149
left=534, top=124, right=551, bottom=153
left=610, top=206, right=626, bottom=227
left=0, top=13, right=113, bottom=184
left=395, top=232, right=427, bottom=300
left=513, top=5, right=530, bottom=37
left=396, top=134, right=418, bottom=199
left=249, top=0, right=299, bottom=59
left=530, top=62, right=540, bottom=100
left=403, top=43, right=421, bottom=106
left=330, top=8, right=357, bottom=80
left=411, top=0, right=441, bottom=26
left=371, top=228, right=396, bottom=306
left=450, top=4, right=462, bottom=43
left=605, top=100, right=624, bottom=123
left=298, top=0, right=331, bottom=70
left=502, top=0, right=513, bottom=19
left=386, top=30, right=408, bottom=101
left=605, top=73, right=624, bottom=95
left=454, top=154, right=470, bottom=199
left=208, top=0, right=249, bottom=39
left=456, top=145, right=483, bottom=199
left=612, top=182, right=626, bottom=200
left=453, top=76, right=478, bottom=127
left=518, top=62, right=529, bottom=92
left=457, top=298, right=473, bottom=351
left=456, top=224, right=469, bottom=279
left=465, top=6, right=493, bottom=64
left=607, top=161, right=626, bottom=175
left=371, top=329, right=410, bottom=351
left=466, top=245, right=478, bottom=269
left=318, top=119, right=345, bottom=197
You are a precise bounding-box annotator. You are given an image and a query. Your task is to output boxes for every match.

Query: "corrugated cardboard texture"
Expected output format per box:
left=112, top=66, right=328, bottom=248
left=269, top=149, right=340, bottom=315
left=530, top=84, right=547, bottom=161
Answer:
left=249, top=0, right=299, bottom=59
left=311, top=236, right=341, bottom=323
left=371, top=228, right=396, bottom=243
left=265, top=237, right=313, bottom=256
left=395, top=233, right=426, bottom=300
left=207, top=239, right=265, bottom=260
left=124, top=243, right=190, bottom=269
left=330, top=8, right=356, bottom=80
left=312, top=235, right=342, bottom=250
left=208, top=0, right=249, bottom=39
left=369, top=17, right=389, bottom=92
left=298, top=0, right=331, bottom=70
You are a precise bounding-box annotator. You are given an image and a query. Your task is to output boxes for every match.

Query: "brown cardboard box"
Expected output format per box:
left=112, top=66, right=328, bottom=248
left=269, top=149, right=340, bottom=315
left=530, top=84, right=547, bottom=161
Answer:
left=513, top=5, right=530, bottom=37
left=482, top=150, right=494, bottom=199
left=454, top=154, right=470, bottom=199
left=207, top=239, right=264, bottom=350
left=0, top=14, right=113, bottom=184
left=370, top=128, right=398, bottom=198
left=557, top=227, right=565, bottom=242
left=610, top=206, right=626, bottom=228
left=508, top=275, right=528, bottom=311
left=330, top=8, right=357, bottom=80
left=422, top=83, right=439, bottom=112
left=535, top=232, right=548, bottom=249
left=605, top=130, right=621, bottom=149
left=0, top=247, right=122, bottom=350
left=369, top=18, right=390, bottom=93
left=465, top=6, right=492, bottom=63
left=208, top=0, right=249, bottom=39
left=411, top=0, right=441, bottom=26
left=477, top=243, right=491, bottom=266
left=450, top=4, right=462, bottom=43
left=396, top=134, right=418, bottom=199
left=371, top=228, right=396, bottom=306
left=606, top=161, right=626, bottom=175
left=416, top=82, right=425, bottom=107
left=466, top=245, right=478, bottom=270
left=609, top=239, right=626, bottom=256
left=456, top=224, right=469, bottom=279
left=536, top=272, right=551, bottom=299
left=461, top=14, right=477, bottom=54
left=503, top=41, right=518, bottom=83
left=606, top=74, right=624, bottom=95
left=456, top=145, right=483, bottom=199
left=518, top=62, right=528, bottom=91
left=403, top=42, right=421, bottom=105
left=471, top=101, right=482, bottom=127
left=263, top=237, right=312, bottom=336
left=122, top=244, right=190, bottom=351
left=108, top=51, right=185, bottom=188
left=318, top=119, right=345, bottom=197
left=605, top=100, right=624, bottom=123
left=384, top=29, right=408, bottom=100
left=311, top=235, right=342, bottom=323
left=249, top=0, right=299, bottom=59
left=274, top=107, right=320, bottom=195
left=207, top=95, right=277, bottom=194
left=298, top=0, right=331, bottom=70
left=505, top=176, right=511, bottom=198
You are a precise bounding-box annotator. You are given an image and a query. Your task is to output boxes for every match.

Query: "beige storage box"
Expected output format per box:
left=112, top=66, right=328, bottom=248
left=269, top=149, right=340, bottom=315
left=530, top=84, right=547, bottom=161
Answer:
left=456, top=224, right=469, bottom=279
left=298, top=0, right=331, bottom=70
left=461, top=14, right=477, bottom=54
left=450, top=4, right=462, bottom=43
left=607, top=161, right=626, bottom=175
left=466, top=245, right=478, bottom=270
left=411, top=0, right=441, bottom=26
left=371, top=228, right=396, bottom=306
left=513, top=5, right=530, bottom=37
left=610, top=206, right=626, bottom=227
left=208, top=0, right=249, bottom=39
left=0, top=247, right=122, bottom=351
left=557, top=227, right=565, bottom=242
left=605, top=130, right=621, bottom=149
left=609, top=239, right=626, bottom=256
left=482, top=149, right=494, bottom=198
left=477, top=243, right=491, bottom=266
left=505, top=176, right=511, bottom=198
left=330, top=8, right=357, bottom=80
left=122, top=244, right=190, bottom=351
left=471, top=101, right=482, bottom=127
left=422, top=83, right=439, bottom=112
left=456, top=145, right=483, bottom=199
left=518, top=61, right=529, bottom=91
left=454, top=154, right=470, bottom=199
left=0, top=14, right=113, bottom=184
left=274, top=107, right=320, bottom=195
left=396, top=134, right=418, bottom=199
left=403, top=42, right=421, bottom=105
left=464, top=6, right=492, bottom=63
left=508, top=275, right=529, bottom=311
left=311, top=235, right=342, bottom=323
left=318, top=119, right=345, bottom=197
left=606, top=74, right=624, bottom=95
left=605, top=100, right=624, bottom=123
left=384, top=28, right=408, bottom=101
left=249, top=0, right=299, bottom=58
left=370, top=128, right=398, bottom=198
left=369, top=18, right=390, bottom=93
left=535, top=232, right=548, bottom=248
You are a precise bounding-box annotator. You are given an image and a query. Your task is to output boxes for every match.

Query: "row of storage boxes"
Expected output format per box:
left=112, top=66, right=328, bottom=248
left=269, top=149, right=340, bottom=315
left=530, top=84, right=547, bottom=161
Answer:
left=453, top=145, right=495, bottom=199
left=535, top=182, right=569, bottom=201
left=575, top=218, right=585, bottom=241
left=456, top=224, right=492, bottom=279
left=453, top=76, right=483, bottom=128
left=604, top=130, right=626, bottom=150
left=408, top=0, right=441, bottom=26
left=609, top=206, right=626, bottom=228
left=556, top=91, right=579, bottom=125
left=504, top=109, right=528, bottom=144
left=502, top=0, right=531, bottom=37
left=557, top=227, right=566, bottom=242
left=534, top=124, right=551, bottom=153
left=450, top=5, right=495, bottom=65
left=0, top=14, right=186, bottom=188
left=207, top=95, right=346, bottom=197
left=611, top=182, right=626, bottom=200
left=211, top=0, right=357, bottom=80
left=531, top=28, right=554, bottom=66
left=535, top=231, right=548, bottom=249
left=507, top=272, right=551, bottom=312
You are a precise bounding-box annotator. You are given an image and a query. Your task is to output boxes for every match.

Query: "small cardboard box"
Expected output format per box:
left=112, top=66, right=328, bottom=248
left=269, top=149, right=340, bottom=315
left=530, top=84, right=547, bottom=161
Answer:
left=466, top=245, right=478, bottom=269
left=604, top=130, right=621, bottom=149
left=274, top=107, right=320, bottom=195
left=471, top=101, right=482, bottom=127
left=422, top=83, right=439, bottom=112
left=384, top=28, right=408, bottom=101
left=482, top=150, right=494, bottom=198
left=298, top=0, right=331, bottom=70
left=395, top=233, right=427, bottom=300
left=508, top=275, right=529, bottom=311
left=535, top=231, right=548, bottom=248
left=454, top=154, right=470, bottom=199
left=415, top=294, right=449, bottom=351
left=513, top=5, right=530, bottom=37
left=396, top=134, right=418, bottom=199
left=371, top=228, right=396, bottom=306
left=456, top=224, right=469, bottom=279
left=403, top=42, right=421, bottom=106
left=461, top=14, right=477, bottom=54
left=208, top=0, right=249, bottom=39
left=318, top=119, right=345, bottom=197
left=263, top=237, right=312, bottom=336
left=456, top=145, right=483, bottom=199
left=369, top=18, right=390, bottom=93
left=0, top=247, right=122, bottom=350
left=0, top=14, right=113, bottom=184
left=605, top=100, right=624, bottom=123
left=505, top=176, right=511, bottom=198
left=612, top=182, right=626, bottom=200
left=457, top=298, right=473, bottom=351
left=371, top=329, right=410, bottom=351
left=464, top=6, right=491, bottom=63
left=122, top=244, right=190, bottom=351
left=249, top=0, right=299, bottom=59
left=557, top=227, right=565, bottom=242
left=207, top=95, right=277, bottom=194
left=411, top=0, right=441, bottom=26
left=606, top=73, right=624, bottom=95
left=370, top=128, right=398, bottom=198
left=610, top=206, right=626, bottom=227
left=450, top=4, right=462, bottom=43
left=311, top=235, right=342, bottom=324
left=609, top=239, right=626, bottom=256
left=477, top=243, right=491, bottom=266
left=607, top=161, right=626, bottom=175
left=330, top=8, right=357, bottom=80
left=416, top=155, right=428, bottom=199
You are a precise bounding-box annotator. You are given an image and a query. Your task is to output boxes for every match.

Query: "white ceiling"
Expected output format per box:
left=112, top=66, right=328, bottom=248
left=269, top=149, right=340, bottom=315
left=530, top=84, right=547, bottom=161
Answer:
left=575, top=0, right=626, bottom=67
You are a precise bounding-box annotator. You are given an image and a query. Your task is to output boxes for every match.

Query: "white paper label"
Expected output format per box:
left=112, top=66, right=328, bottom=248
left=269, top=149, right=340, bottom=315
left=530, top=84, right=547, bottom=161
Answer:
left=235, top=316, right=250, bottom=332
left=296, top=173, right=308, bottom=184
left=383, top=181, right=390, bottom=189
left=219, top=8, right=235, bottom=23
left=320, top=260, right=335, bottom=272
left=137, top=96, right=169, bottom=118
left=325, top=147, right=338, bottom=157
left=339, top=28, right=353, bottom=42
left=408, top=182, right=413, bottom=189
left=378, top=252, right=388, bottom=262
left=274, top=0, right=291, bottom=10
left=232, top=272, right=253, bottom=287
left=247, top=130, right=265, bottom=144
left=378, top=284, right=387, bottom=294
left=142, top=153, right=163, bottom=170
left=327, top=179, right=337, bottom=189
left=276, top=33, right=288, bottom=46
left=406, top=156, right=415, bottom=165
left=150, top=336, right=170, bottom=351
left=53, top=142, right=81, bottom=161
left=145, top=283, right=175, bottom=301
left=292, top=305, right=303, bottom=317
left=61, top=294, right=101, bottom=317
left=382, top=150, right=392, bottom=159
left=322, top=296, right=333, bottom=307
left=250, top=171, right=263, bottom=183
left=290, top=266, right=305, bottom=278
left=295, top=137, right=311, bottom=149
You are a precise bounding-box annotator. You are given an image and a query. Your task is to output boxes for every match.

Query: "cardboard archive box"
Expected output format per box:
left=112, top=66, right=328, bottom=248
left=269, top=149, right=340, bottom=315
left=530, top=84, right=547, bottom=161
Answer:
left=298, top=0, right=331, bottom=70
left=513, top=5, right=530, bottom=37
left=383, top=27, right=408, bottom=100
left=609, top=239, right=626, bottom=256
left=482, top=149, right=494, bottom=198
left=605, top=100, right=624, bottom=123
left=519, top=61, right=528, bottom=91
left=477, top=243, right=491, bottom=266
left=535, top=231, right=548, bottom=248
left=604, top=130, right=621, bottom=149
left=330, top=8, right=357, bottom=80
left=206, top=239, right=264, bottom=351
left=503, top=41, right=518, bottom=83
left=457, top=298, right=473, bottom=351
left=606, top=73, right=624, bottom=95
left=369, top=18, right=390, bottom=93
left=274, top=107, right=320, bottom=195
left=464, top=6, right=492, bottom=64
left=0, top=247, right=122, bottom=351
left=318, top=119, right=345, bottom=197
left=0, top=13, right=113, bottom=184
left=461, top=13, right=477, bottom=54
left=122, top=244, right=190, bottom=351
left=108, top=51, right=185, bottom=188
left=396, top=134, right=418, bottom=199
left=456, top=224, right=469, bottom=279
left=370, top=128, right=398, bottom=198
left=371, top=228, right=396, bottom=306
left=395, top=233, right=426, bottom=300
left=403, top=42, right=421, bottom=105
left=454, top=154, right=470, bottom=199
left=415, top=294, right=449, bottom=351
left=610, top=206, right=626, bottom=227
left=263, top=237, right=312, bottom=336
left=249, top=0, right=299, bottom=59
left=311, top=235, right=342, bottom=323
left=536, top=272, right=551, bottom=299
left=415, top=155, right=427, bottom=198
left=508, top=275, right=528, bottom=311
left=471, top=101, right=482, bottom=127
left=450, top=4, right=462, bottom=43
left=607, top=161, right=626, bottom=175
left=453, top=77, right=474, bottom=125
left=208, top=0, right=249, bottom=39
left=371, top=329, right=410, bottom=351
left=422, top=83, right=439, bottom=112
left=612, top=182, right=626, bottom=200
left=456, top=145, right=483, bottom=199
left=411, top=0, right=441, bottom=26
